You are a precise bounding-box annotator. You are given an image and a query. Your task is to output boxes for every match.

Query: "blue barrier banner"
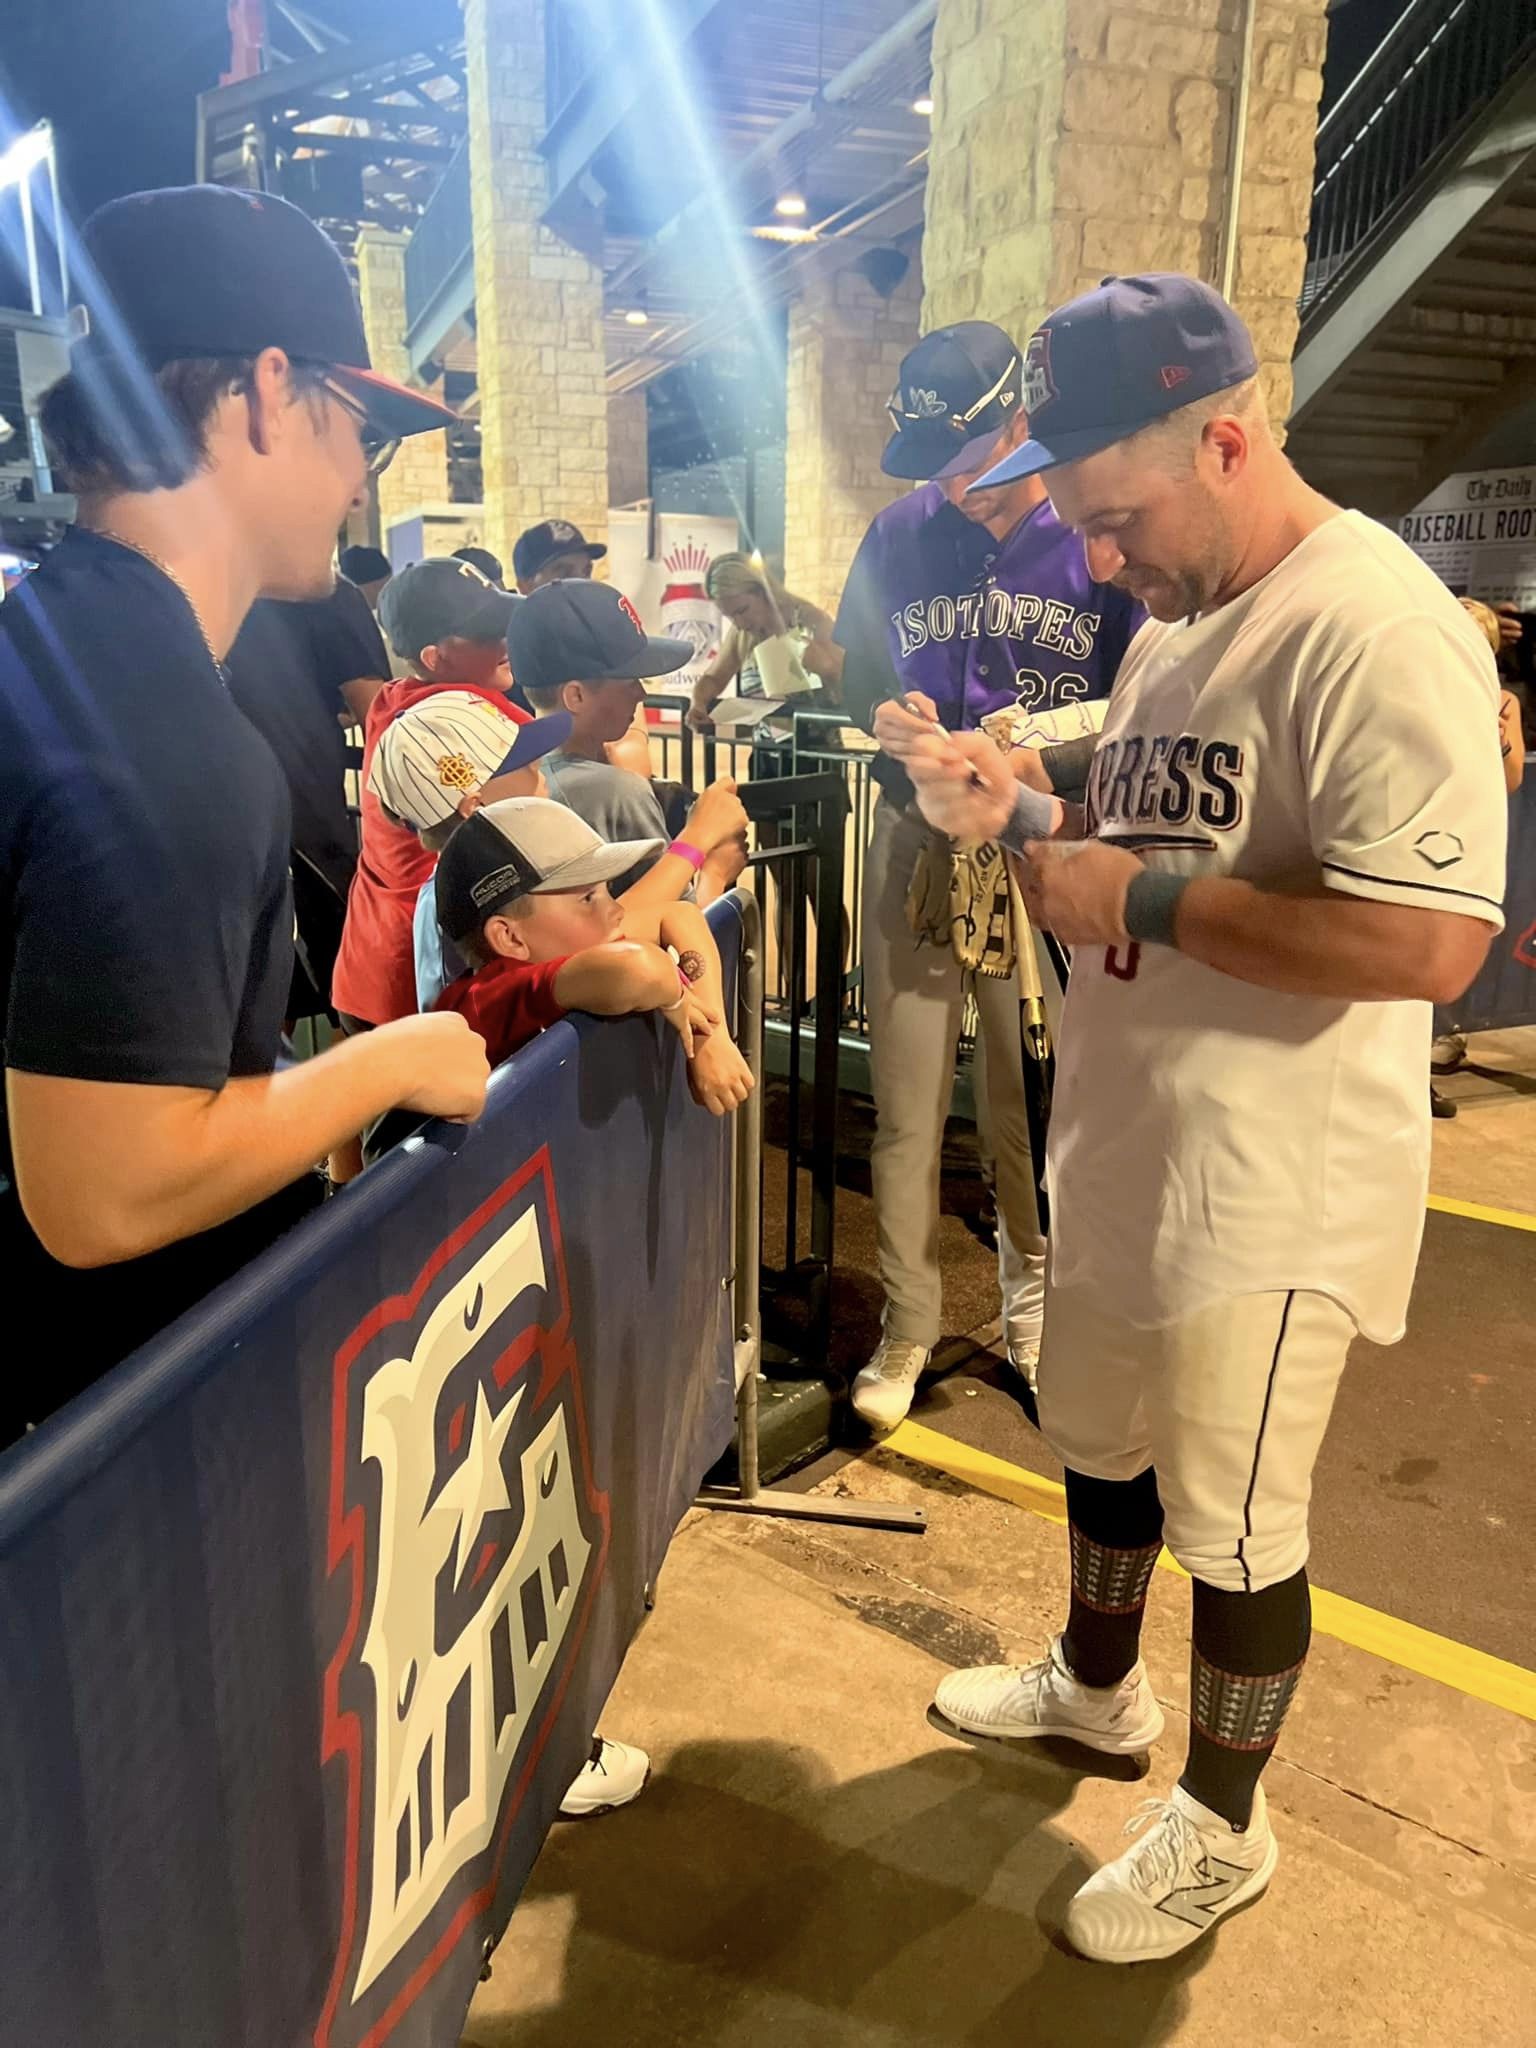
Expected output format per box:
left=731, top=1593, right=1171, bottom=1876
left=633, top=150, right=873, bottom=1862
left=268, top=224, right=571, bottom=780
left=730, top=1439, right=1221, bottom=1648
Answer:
left=1438, top=768, right=1536, bottom=1034
left=0, top=898, right=742, bottom=2048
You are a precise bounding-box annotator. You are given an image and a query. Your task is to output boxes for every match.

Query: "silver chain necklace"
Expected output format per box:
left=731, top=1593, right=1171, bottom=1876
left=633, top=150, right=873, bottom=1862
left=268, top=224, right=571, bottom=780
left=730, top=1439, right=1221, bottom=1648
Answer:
left=91, top=527, right=227, bottom=677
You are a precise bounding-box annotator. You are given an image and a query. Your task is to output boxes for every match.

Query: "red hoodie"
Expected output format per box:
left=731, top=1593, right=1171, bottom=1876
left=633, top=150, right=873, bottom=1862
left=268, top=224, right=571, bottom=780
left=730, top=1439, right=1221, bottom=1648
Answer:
left=330, top=676, right=524, bottom=1025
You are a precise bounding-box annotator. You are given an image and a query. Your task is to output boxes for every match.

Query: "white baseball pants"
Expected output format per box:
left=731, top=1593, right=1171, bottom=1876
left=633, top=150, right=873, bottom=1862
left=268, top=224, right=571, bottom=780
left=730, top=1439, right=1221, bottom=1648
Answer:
left=862, top=798, right=1046, bottom=1354
left=1039, top=1281, right=1356, bottom=1592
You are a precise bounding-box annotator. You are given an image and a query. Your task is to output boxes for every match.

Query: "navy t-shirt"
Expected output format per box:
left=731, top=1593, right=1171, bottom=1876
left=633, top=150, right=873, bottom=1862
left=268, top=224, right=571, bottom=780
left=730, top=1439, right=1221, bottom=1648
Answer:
left=0, top=530, right=312, bottom=1441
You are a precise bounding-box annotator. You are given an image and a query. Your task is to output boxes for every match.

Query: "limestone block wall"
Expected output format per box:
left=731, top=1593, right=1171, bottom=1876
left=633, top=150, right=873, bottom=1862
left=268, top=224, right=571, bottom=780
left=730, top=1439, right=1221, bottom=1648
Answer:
left=354, top=228, right=449, bottom=535
left=463, top=0, right=610, bottom=570
left=923, top=0, right=1330, bottom=427
left=783, top=258, right=924, bottom=618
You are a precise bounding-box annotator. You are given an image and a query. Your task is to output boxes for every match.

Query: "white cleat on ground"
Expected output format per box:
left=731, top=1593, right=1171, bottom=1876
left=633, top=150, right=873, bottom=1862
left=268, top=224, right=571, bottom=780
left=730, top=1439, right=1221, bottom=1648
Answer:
left=1065, top=1782, right=1279, bottom=1963
left=850, top=1337, right=932, bottom=1430
left=557, top=1736, right=651, bottom=1818
left=933, top=1636, right=1165, bottom=1755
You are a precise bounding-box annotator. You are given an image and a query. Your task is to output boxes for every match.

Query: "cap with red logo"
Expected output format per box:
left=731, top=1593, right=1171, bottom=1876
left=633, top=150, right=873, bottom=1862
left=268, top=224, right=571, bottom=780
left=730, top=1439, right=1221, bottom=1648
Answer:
left=505, top=575, right=692, bottom=698
left=968, top=273, right=1259, bottom=490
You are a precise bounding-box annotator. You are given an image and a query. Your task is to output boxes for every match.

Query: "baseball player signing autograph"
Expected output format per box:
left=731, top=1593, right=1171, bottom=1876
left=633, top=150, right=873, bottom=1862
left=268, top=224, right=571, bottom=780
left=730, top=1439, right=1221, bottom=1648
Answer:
left=835, top=320, right=1141, bottom=1428
left=877, top=275, right=1507, bottom=1962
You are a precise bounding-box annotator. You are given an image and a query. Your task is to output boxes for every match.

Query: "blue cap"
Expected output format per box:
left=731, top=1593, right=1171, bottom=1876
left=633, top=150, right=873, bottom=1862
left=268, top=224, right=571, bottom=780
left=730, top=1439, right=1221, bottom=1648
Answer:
left=968, top=274, right=1258, bottom=491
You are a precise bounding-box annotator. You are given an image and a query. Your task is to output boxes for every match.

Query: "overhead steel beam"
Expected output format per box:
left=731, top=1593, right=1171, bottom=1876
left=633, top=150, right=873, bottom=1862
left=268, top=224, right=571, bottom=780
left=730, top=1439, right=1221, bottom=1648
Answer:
left=540, top=0, right=731, bottom=236
left=602, top=0, right=936, bottom=309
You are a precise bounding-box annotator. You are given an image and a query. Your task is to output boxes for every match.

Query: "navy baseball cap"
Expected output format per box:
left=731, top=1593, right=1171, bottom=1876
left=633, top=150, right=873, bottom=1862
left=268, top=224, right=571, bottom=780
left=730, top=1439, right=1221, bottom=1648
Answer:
left=379, top=557, right=518, bottom=662
left=881, top=322, right=1023, bottom=481
left=78, top=184, right=455, bottom=438
left=512, top=519, right=607, bottom=583
left=969, top=274, right=1259, bottom=490
left=507, top=579, right=690, bottom=696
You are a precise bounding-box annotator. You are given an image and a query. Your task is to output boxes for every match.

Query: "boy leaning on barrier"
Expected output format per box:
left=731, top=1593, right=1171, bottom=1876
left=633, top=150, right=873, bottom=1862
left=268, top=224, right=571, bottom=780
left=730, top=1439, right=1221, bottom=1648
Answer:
left=431, top=798, right=754, bottom=1117
left=509, top=578, right=750, bottom=906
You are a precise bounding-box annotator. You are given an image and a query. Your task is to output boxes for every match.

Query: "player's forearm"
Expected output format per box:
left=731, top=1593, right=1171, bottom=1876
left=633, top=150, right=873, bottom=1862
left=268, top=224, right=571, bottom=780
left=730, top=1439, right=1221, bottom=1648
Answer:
left=9, top=1031, right=421, bottom=1266
left=1170, top=879, right=1492, bottom=1003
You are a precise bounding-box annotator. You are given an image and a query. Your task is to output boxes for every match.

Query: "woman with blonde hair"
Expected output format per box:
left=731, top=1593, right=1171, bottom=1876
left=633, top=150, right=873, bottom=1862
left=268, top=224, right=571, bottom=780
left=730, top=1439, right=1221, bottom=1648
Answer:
left=687, top=552, right=841, bottom=730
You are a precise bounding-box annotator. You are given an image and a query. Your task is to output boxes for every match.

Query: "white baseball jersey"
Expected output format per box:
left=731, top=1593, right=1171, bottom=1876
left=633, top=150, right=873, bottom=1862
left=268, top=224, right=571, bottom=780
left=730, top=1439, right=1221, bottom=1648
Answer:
left=1047, top=511, right=1507, bottom=1344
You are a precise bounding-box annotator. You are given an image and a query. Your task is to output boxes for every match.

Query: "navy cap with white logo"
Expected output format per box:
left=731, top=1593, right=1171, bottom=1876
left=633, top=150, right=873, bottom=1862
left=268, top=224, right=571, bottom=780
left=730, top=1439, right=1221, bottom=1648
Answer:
left=970, top=273, right=1259, bottom=490
left=881, top=322, right=1023, bottom=482
left=511, top=519, right=607, bottom=584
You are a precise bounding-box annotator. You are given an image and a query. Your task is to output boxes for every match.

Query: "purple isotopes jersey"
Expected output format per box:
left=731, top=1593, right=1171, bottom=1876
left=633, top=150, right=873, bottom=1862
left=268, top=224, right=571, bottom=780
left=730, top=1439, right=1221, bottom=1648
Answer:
left=835, top=483, right=1144, bottom=732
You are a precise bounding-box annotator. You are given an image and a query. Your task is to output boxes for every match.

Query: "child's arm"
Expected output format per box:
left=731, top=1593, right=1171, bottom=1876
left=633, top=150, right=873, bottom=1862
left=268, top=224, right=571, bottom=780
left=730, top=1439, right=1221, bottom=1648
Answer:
left=553, top=941, right=713, bottom=1055
left=657, top=901, right=755, bottom=1117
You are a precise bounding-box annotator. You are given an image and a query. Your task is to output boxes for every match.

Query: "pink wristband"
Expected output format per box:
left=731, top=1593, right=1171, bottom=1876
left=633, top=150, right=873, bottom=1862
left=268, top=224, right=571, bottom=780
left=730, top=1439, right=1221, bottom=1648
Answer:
left=668, top=839, right=706, bottom=872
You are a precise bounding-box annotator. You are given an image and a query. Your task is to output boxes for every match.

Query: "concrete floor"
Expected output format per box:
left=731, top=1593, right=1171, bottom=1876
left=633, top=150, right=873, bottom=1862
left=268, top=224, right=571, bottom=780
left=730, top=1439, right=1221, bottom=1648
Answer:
left=464, top=1027, right=1536, bottom=2046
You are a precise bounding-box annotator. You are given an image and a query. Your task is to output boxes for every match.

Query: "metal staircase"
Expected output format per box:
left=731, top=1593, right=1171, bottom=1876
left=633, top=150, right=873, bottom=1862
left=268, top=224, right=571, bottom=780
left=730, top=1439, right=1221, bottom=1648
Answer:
left=1287, top=0, right=1536, bottom=514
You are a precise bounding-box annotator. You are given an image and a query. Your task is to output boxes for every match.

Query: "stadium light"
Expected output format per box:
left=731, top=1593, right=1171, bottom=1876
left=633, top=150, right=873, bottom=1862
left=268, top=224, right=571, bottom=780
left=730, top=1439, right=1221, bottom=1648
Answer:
left=0, top=124, right=51, bottom=195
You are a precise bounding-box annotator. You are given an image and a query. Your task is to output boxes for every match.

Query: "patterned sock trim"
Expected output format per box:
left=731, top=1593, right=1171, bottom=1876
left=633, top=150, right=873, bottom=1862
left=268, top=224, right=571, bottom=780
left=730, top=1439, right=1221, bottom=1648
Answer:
left=1069, top=1527, right=1162, bottom=1616
left=1191, top=1653, right=1306, bottom=1754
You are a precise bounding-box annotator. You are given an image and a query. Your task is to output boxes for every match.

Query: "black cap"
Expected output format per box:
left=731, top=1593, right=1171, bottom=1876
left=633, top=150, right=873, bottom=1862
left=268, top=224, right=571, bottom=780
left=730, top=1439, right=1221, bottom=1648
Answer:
left=452, top=545, right=505, bottom=584
left=512, top=519, right=608, bottom=584
left=971, top=274, right=1260, bottom=488
left=378, top=557, right=518, bottom=662
left=339, top=544, right=392, bottom=585
left=881, top=322, right=1023, bottom=481
left=507, top=579, right=690, bottom=696
left=78, top=184, right=456, bottom=438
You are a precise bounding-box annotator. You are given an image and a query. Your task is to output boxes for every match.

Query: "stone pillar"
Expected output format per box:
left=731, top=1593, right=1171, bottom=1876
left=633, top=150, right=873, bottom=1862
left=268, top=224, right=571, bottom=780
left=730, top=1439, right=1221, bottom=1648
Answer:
left=783, top=257, right=924, bottom=617
left=923, top=0, right=1329, bottom=431
left=608, top=389, right=649, bottom=507
left=463, top=0, right=609, bottom=571
left=354, top=228, right=449, bottom=533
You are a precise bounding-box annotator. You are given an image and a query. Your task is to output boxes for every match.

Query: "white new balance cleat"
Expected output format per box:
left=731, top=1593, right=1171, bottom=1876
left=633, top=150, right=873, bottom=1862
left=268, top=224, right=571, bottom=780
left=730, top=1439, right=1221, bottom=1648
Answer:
left=1065, top=1782, right=1278, bottom=1963
left=850, top=1337, right=932, bottom=1430
left=933, top=1636, right=1165, bottom=1755
left=557, top=1736, right=651, bottom=1818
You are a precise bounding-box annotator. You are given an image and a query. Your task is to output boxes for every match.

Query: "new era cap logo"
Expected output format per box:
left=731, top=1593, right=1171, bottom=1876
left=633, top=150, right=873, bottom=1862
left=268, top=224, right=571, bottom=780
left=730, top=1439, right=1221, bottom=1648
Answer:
left=1160, top=365, right=1193, bottom=390
left=617, top=593, right=645, bottom=635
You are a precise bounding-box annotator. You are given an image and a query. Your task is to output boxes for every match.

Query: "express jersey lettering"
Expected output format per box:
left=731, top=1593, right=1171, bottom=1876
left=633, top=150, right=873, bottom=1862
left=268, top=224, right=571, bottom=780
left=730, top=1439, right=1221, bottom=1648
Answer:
left=1085, top=732, right=1245, bottom=842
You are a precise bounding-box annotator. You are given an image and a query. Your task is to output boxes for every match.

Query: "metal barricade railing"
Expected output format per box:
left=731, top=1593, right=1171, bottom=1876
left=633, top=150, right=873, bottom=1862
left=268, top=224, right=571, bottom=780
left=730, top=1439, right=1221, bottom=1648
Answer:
left=698, top=884, right=925, bottom=1536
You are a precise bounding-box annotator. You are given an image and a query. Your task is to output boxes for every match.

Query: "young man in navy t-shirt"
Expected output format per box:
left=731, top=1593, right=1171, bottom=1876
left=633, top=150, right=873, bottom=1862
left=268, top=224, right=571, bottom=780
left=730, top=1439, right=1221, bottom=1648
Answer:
left=0, top=185, right=488, bottom=1442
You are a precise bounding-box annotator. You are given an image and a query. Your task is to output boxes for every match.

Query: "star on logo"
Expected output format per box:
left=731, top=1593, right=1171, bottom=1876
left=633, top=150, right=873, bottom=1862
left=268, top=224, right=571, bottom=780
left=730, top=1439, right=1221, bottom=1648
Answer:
left=1414, top=829, right=1465, bottom=871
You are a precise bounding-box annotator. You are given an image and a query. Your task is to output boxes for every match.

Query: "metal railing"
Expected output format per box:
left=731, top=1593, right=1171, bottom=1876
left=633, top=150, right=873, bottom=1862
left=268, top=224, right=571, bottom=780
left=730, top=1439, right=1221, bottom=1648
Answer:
left=402, top=140, right=472, bottom=371
left=1300, top=0, right=1536, bottom=326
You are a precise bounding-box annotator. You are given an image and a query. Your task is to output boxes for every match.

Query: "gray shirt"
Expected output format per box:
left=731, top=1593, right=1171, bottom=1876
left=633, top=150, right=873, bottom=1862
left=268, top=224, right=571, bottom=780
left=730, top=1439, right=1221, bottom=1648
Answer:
left=541, top=752, right=674, bottom=896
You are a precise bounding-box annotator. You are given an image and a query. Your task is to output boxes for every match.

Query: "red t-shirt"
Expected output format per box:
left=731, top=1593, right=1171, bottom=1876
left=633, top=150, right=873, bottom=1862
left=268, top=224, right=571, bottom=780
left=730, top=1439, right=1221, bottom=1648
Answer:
left=331, top=677, right=524, bottom=1025
left=433, top=955, right=571, bottom=1063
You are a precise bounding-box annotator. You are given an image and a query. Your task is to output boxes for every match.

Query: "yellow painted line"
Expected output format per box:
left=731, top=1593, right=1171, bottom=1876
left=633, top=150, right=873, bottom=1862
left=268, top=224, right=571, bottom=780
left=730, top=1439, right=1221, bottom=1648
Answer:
left=1427, top=1192, right=1536, bottom=1235
left=882, top=1418, right=1536, bottom=1724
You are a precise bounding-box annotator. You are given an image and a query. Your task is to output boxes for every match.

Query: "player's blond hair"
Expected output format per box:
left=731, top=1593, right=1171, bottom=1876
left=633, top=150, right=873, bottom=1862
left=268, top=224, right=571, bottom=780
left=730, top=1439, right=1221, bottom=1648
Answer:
left=1128, top=375, right=1266, bottom=474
